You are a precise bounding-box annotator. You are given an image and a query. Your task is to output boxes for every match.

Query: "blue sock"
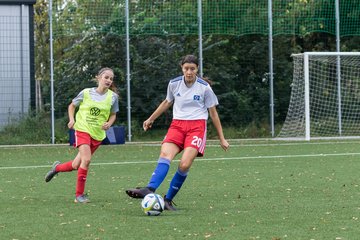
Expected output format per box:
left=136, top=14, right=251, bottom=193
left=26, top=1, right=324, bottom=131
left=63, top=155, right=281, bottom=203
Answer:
left=165, top=169, right=188, bottom=200
left=147, top=157, right=171, bottom=190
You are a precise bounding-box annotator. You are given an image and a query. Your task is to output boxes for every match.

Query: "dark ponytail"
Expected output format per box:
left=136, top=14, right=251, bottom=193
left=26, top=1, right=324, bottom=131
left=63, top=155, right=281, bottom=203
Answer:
left=201, top=76, right=213, bottom=86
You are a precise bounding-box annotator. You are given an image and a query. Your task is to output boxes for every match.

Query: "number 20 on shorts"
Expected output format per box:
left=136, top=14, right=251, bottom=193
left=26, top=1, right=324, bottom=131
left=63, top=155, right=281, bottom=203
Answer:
left=191, top=136, right=202, bottom=147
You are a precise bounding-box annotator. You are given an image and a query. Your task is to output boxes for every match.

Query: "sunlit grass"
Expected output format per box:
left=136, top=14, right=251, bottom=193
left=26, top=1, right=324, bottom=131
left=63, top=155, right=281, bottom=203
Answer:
left=1, top=140, right=360, bottom=239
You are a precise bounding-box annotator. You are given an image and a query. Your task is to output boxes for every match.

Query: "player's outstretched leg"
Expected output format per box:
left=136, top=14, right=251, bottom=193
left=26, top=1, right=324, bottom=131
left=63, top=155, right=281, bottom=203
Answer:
left=125, top=187, right=154, bottom=199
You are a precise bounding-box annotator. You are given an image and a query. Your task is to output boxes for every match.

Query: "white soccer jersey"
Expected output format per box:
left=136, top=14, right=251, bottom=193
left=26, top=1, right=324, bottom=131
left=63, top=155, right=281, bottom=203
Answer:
left=166, top=76, right=219, bottom=120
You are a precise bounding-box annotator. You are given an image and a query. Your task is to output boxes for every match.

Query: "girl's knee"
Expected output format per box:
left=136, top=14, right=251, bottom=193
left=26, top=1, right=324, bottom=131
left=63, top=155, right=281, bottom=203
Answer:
left=159, top=151, right=174, bottom=160
left=82, top=158, right=91, bottom=167
left=72, top=162, right=80, bottom=169
left=178, top=161, right=191, bottom=172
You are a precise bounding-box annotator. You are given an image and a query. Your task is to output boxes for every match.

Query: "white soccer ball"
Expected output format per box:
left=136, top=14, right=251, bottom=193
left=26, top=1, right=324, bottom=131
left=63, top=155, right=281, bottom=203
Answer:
left=141, top=193, right=165, bottom=216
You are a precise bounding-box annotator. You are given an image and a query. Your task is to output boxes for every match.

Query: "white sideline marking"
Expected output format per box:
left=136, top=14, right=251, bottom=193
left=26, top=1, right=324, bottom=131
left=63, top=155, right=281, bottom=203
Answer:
left=138, top=141, right=360, bottom=147
left=1, top=152, right=360, bottom=170
left=1, top=140, right=360, bottom=148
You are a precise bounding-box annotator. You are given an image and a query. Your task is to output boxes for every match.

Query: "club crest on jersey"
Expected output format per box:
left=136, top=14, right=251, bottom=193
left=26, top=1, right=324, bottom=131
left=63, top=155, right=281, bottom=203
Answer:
left=193, top=95, right=200, bottom=101
left=90, top=107, right=101, bottom=116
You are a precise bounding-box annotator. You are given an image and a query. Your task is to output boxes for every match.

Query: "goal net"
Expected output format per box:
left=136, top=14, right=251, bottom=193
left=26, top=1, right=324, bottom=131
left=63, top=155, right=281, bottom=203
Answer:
left=278, top=52, right=360, bottom=140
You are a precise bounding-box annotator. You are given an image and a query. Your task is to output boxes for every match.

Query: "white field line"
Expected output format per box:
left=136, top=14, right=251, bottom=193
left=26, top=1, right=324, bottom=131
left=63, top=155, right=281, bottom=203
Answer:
left=1, top=140, right=360, bottom=148
left=132, top=141, right=360, bottom=147
left=1, top=152, right=360, bottom=170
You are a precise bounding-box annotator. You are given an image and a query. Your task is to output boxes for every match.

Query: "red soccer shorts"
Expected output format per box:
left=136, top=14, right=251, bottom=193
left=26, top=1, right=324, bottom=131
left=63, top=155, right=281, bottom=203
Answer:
left=163, top=119, right=207, bottom=157
left=74, top=130, right=102, bottom=154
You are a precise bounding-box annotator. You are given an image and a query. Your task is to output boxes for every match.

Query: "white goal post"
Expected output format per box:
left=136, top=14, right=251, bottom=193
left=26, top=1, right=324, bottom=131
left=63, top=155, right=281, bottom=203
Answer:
left=278, top=52, right=360, bottom=140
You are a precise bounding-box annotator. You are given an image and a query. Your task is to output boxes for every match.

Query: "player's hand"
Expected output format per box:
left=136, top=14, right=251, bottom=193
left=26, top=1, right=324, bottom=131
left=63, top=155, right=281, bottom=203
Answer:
left=143, top=119, right=154, bottom=131
left=67, top=120, right=75, bottom=129
left=220, top=139, right=230, bottom=151
left=102, top=122, right=111, bottom=130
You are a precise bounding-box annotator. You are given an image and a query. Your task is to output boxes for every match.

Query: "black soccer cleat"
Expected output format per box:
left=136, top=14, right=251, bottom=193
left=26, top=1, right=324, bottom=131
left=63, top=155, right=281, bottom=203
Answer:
left=164, top=195, right=177, bottom=211
left=125, top=187, right=153, bottom=199
left=45, top=161, right=60, bottom=182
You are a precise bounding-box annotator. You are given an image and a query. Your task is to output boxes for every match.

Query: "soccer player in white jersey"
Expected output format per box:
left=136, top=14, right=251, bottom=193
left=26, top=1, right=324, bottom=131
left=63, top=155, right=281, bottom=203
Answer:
left=44, top=67, right=119, bottom=203
left=126, top=55, right=229, bottom=210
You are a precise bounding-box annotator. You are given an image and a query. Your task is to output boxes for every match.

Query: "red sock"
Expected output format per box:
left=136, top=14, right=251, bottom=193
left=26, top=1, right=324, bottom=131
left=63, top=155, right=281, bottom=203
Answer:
left=55, top=161, right=74, bottom=172
left=76, top=167, right=88, bottom=197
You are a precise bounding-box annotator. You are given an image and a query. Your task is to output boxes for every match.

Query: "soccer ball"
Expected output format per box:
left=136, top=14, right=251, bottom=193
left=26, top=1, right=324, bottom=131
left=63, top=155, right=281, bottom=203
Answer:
left=141, top=193, right=165, bottom=216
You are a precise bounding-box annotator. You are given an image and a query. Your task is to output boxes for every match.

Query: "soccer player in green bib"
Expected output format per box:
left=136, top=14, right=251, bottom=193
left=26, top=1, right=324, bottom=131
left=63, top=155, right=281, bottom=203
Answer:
left=45, top=67, right=119, bottom=203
